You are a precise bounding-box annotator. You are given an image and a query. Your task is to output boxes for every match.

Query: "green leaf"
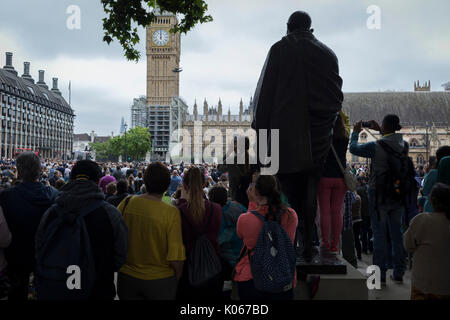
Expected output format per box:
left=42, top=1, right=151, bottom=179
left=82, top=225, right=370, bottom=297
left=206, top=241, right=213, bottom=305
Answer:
left=100, top=0, right=213, bottom=61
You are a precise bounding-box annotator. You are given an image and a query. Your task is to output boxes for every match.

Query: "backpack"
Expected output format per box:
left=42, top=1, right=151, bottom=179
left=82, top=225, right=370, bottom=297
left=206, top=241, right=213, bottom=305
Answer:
left=35, top=200, right=105, bottom=300
left=377, top=140, right=416, bottom=204
left=182, top=202, right=222, bottom=287
left=247, top=210, right=296, bottom=293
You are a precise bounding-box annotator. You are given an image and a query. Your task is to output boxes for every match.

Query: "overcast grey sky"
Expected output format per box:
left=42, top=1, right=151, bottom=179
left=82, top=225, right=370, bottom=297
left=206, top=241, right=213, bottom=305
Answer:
left=1, top=0, right=449, bottom=136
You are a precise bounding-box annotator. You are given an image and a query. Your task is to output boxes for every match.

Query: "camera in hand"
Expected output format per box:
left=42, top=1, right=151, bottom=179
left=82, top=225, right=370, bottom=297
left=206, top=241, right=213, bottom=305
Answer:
left=361, top=121, right=372, bottom=128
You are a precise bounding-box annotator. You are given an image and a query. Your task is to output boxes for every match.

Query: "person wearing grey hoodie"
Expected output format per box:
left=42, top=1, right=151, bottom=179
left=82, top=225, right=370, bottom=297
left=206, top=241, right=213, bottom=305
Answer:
left=349, top=114, right=407, bottom=284
left=36, top=160, right=128, bottom=300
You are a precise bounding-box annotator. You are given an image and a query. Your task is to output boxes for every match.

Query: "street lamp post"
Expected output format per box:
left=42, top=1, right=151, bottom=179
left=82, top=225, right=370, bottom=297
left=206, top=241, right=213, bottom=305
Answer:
left=124, top=123, right=128, bottom=162
left=425, top=121, right=429, bottom=164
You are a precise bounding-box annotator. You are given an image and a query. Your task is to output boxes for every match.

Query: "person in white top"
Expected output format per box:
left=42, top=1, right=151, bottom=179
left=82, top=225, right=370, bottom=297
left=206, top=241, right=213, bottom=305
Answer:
left=404, top=182, right=450, bottom=299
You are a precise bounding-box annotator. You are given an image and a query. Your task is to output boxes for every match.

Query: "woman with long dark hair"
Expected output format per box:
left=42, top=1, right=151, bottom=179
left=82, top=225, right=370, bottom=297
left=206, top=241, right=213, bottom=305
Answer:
left=233, top=174, right=298, bottom=300
left=176, top=167, right=223, bottom=300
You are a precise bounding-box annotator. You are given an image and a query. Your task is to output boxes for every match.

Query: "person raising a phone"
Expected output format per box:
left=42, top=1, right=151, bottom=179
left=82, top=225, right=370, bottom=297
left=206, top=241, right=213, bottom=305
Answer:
left=349, top=114, right=413, bottom=285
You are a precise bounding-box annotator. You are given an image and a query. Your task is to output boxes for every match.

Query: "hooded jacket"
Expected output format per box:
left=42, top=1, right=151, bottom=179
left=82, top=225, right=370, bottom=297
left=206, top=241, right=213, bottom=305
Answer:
left=36, top=179, right=128, bottom=300
left=218, top=201, right=246, bottom=268
left=0, top=182, right=59, bottom=271
left=350, top=132, right=408, bottom=197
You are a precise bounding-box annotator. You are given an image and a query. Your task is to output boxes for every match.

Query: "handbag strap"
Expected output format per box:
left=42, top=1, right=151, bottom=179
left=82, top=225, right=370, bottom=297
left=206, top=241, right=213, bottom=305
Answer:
left=330, top=144, right=346, bottom=175
left=120, top=195, right=133, bottom=215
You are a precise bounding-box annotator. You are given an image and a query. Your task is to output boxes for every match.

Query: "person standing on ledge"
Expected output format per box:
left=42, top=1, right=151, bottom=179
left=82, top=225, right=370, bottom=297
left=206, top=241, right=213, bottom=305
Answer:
left=252, top=11, right=344, bottom=261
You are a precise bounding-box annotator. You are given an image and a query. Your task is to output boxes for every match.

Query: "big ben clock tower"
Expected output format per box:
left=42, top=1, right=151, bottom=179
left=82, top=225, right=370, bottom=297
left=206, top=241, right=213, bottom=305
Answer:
left=146, top=8, right=187, bottom=161
left=146, top=9, right=181, bottom=106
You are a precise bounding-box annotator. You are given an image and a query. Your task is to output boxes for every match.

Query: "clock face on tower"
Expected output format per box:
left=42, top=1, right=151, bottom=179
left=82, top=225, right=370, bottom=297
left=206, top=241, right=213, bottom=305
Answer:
left=152, top=29, right=169, bottom=46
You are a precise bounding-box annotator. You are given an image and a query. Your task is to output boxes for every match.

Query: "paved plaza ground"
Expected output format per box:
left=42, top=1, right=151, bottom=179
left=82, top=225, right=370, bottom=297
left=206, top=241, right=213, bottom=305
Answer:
left=112, top=251, right=413, bottom=301
left=356, top=252, right=412, bottom=300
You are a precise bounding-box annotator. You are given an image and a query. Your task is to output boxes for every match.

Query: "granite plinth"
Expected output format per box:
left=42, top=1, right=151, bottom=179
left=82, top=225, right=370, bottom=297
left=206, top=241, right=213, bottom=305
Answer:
left=296, top=248, right=347, bottom=275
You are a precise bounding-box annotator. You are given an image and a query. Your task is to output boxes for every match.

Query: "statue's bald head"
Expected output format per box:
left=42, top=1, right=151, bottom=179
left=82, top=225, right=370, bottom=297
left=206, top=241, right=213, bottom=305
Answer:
left=287, top=11, right=312, bottom=33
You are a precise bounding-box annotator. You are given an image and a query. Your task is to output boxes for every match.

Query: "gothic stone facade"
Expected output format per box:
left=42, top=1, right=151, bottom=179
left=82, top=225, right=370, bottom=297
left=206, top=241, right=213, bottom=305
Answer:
left=182, top=91, right=450, bottom=166
left=181, top=98, right=253, bottom=163
left=343, top=91, right=450, bottom=166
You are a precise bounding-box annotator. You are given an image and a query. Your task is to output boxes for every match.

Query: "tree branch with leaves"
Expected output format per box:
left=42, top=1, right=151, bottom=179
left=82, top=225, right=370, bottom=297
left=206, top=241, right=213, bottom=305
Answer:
left=101, top=0, right=213, bottom=61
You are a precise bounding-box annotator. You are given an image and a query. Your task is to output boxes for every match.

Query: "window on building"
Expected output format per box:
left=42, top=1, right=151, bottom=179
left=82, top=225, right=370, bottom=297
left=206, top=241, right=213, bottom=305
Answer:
left=417, top=154, right=425, bottom=165
left=410, top=138, right=419, bottom=147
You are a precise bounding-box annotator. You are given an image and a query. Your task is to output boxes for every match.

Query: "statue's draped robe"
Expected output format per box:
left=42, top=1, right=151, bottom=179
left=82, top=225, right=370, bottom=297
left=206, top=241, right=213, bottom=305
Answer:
left=252, top=31, right=343, bottom=174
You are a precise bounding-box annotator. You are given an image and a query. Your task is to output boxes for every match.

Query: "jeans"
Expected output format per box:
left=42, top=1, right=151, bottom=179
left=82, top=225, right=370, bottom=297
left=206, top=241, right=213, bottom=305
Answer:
left=117, top=273, right=178, bottom=300
left=341, top=228, right=357, bottom=268
left=353, top=221, right=362, bottom=258
left=368, top=189, right=406, bottom=279
left=360, top=215, right=373, bottom=252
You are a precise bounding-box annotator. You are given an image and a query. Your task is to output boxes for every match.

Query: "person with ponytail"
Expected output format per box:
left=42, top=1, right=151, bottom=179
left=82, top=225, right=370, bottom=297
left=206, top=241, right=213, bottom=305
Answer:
left=233, top=174, right=298, bottom=300
left=176, top=167, right=223, bottom=300
left=404, top=183, right=450, bottom=299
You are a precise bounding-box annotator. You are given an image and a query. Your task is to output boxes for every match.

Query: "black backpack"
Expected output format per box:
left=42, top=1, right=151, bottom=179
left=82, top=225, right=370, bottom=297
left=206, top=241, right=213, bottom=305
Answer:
left=35, top=200, right=105, bottom=300
left=376, top=140, right=416, bottom=204
left=181, top=202, right=222, bottom=287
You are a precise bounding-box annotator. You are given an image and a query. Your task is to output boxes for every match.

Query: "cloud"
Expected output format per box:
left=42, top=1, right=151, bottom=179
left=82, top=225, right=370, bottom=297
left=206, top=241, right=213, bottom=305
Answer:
left=0, top=0, right=449, bottom=135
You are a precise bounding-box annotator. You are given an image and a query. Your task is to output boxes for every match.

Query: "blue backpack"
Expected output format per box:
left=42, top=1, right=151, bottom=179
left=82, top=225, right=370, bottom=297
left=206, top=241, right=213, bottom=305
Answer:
left=247, top=210, right=296, bottom=293
left=35, top=200, right=105, bottom=300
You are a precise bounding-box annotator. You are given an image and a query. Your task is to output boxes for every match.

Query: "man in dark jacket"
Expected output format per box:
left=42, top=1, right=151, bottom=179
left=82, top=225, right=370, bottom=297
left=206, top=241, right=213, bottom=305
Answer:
left=106, top=179, right=129, bottom=207
left=36, top=160, right=128, bottom=300
left=356, top=177, right=373, bottom=254
left=252, top=11, right=343, bottom=260
left=349, top=115, right=407, bottom=283
left=0, top=152, right=59, bottom=300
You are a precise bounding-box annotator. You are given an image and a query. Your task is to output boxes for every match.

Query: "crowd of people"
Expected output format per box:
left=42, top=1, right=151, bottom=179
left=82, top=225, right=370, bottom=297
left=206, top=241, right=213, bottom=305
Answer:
left=0, top=111, right=448, bottom=301
left=0, top=10, right=449, bottom=302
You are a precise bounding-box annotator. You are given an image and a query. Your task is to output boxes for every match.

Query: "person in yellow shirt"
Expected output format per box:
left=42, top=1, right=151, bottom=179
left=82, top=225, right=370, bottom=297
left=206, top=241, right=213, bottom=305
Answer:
left=117, top=162, right=185, bottom=300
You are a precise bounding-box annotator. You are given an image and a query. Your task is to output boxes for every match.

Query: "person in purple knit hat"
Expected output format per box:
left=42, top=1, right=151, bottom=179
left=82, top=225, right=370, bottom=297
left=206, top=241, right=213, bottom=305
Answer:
left=99, top=174, right=117, bottom=194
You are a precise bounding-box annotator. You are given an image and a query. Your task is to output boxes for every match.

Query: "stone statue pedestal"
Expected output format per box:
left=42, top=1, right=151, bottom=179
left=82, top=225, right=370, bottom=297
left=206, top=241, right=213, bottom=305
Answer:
left=295, top=256, right=368, bottom=300
left=296, top=247, right=347, bottom=275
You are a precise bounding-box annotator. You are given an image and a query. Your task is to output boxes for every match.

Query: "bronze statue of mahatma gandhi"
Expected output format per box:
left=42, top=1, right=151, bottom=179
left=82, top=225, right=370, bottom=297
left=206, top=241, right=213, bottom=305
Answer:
left=252, top=11, right=343, bottom=261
